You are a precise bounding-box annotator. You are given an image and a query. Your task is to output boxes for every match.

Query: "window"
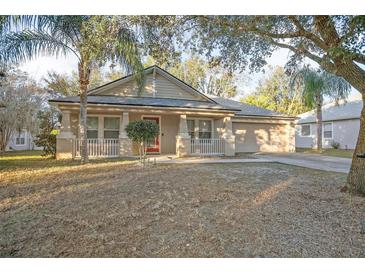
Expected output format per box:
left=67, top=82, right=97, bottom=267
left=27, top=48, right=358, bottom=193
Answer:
left=187, top=119, right=195, bottom=138
left=16, top=137, right=25, bottom=145
left=87, top=117, right=98, bottom=139
left=301, top=125, right=311, bottom=137
left=198, top=120, right=212, bottom=139
left=15, top=131, right=25, bottom=145
left=323, top=122, right=333, bottom=138
left=104, top=117, right=120, bottom=139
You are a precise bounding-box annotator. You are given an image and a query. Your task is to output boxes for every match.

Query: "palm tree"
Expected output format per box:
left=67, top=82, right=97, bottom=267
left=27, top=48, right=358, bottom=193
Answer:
left=290, top=67, right=351, bottom=151
left=0, top=16, right=144, bottom=163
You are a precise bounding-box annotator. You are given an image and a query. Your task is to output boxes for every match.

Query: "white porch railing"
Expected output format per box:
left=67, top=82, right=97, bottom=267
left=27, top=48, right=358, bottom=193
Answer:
left=75, top=139, right=120, bottom=158
left=190, top=138, right=225, bottom=156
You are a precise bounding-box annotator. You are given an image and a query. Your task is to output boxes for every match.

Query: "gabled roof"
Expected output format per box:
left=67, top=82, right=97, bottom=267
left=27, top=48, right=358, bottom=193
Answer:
left=87, top=65, right=215, bottom=103
left=209, top=95, right=295, bottom=118
left=50, top=65, right=296, bottom=119
left=298, top=96, right=363, bottom=124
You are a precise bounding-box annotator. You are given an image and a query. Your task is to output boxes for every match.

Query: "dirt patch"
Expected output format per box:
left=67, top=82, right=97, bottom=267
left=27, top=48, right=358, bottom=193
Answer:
left=0, top=162, right=364, bottom=257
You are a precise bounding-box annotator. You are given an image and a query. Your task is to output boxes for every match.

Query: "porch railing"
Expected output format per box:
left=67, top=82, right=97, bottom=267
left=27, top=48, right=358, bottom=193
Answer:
left=75, top=138, right=120, bottom=158
left=190, top=138, right=225, bottom=156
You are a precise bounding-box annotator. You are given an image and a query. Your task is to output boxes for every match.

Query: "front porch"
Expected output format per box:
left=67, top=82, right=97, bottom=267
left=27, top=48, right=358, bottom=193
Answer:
left=72, top=137, right=227, bottom=158
left=56, top=108, right=236, bottom=159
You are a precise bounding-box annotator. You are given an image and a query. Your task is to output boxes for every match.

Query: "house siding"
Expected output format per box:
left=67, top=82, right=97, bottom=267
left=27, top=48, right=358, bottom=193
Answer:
left=214, top=118, right=224, bottom=138
left=154, top=74, right=197, bottom=100
left=93, top=73, right=200, bottom=101
left=333, top=119, right=360, bottom=149
left=295, top=118, right=360, bottom=149
left=96, top=74, right=154, bottom=97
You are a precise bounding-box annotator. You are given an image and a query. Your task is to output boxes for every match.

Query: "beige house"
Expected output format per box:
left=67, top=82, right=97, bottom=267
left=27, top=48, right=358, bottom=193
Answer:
left=50, top=66, right=296, bottom=159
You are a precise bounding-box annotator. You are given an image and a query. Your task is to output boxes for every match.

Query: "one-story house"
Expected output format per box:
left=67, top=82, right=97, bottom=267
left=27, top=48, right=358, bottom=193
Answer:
left=50, top=66, right=296, bottom=159
left=295, top=95, right=362, bottom=149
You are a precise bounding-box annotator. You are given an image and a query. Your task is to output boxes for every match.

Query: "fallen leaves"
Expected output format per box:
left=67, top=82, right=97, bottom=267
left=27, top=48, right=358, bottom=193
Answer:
left=0, top=161, right=364, bottom=257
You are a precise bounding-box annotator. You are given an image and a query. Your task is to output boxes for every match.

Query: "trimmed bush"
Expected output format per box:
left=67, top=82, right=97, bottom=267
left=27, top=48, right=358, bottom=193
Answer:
left=125, top=120, right=159, bottom=165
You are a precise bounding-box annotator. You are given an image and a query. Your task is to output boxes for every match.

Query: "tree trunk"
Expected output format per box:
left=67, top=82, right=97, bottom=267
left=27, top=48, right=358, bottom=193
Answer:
left=260, top=16, right=365, bottom=195
left=0, top=135, right=6, bottom=152
left=315, top=93, right=323, bottom=151
left=331, top=62, right=365, bottom=195
left=0, top=130, right=6, bottom=152
left=78, top=61, right=90, bottom=164
left=346, top=94, right=365, bottom=195
left=139, top=142, right=143, bottom=164
left=143, top=142, right=147, bottom=166
left=0, top=126, right=13, bottom=153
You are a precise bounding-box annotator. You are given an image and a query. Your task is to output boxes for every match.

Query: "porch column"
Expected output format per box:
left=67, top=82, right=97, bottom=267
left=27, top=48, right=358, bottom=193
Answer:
left=176, top=114, right=191, bottom=157
left=222, top=116, right=235, bottom=156
left=287, top=121, right=296, bottom=152
left=56, top=110, right=75, bottom=159
left=119, top=112, right=133, bottom=156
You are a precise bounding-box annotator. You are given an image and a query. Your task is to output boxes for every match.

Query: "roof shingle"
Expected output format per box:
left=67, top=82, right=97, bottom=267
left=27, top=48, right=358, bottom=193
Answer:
left=298, top=98, right=363, bottom=124
left=209, top=96, right=291, bottom=118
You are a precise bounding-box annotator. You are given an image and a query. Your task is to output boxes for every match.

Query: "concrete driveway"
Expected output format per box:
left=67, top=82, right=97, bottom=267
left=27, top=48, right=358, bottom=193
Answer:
left=254, top=152, right=352, bottom=173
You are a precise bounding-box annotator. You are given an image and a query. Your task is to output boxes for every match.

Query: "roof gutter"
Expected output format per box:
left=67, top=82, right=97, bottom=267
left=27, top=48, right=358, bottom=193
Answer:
left=233, top=114, right=298, bottom=120
left=49, top=100, right=238, bottom=114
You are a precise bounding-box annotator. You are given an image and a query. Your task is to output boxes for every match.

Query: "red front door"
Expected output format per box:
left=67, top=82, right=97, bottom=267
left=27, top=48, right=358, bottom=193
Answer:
left=142, top=116, right=160, bottom=153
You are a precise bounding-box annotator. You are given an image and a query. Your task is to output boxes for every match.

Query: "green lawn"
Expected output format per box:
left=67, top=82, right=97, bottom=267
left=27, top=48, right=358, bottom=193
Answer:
left=296, top=148, right=354, bottom=158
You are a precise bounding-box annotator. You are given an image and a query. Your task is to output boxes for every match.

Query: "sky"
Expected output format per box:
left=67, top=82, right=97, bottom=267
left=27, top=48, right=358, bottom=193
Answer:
left=19, top=47, right=361, bottom=101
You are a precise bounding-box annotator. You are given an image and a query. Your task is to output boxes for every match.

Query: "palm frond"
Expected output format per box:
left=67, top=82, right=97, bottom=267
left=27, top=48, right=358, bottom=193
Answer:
left=47, top=16, right=86, bottom=45
left=0, top=30, right=80, bottom=64
left=113, top=24, right=144, bottom=94
left=321, top=72, right=351, bottom=104
left=289, top=66, right=351, bottom=108
left=0, top=15, right=38, bottom=34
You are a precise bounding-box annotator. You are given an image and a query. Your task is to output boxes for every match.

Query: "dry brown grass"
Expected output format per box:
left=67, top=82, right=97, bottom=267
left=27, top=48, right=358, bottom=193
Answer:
left=0, top=152, right=364, bottom=257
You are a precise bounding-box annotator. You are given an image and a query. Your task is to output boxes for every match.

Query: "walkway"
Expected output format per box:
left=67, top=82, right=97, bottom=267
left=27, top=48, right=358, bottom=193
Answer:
left=149, top=152, right=352, bottom=173
left=254, top=152, right=351, bottom=174
left=149, top=155, right=273, bottom=164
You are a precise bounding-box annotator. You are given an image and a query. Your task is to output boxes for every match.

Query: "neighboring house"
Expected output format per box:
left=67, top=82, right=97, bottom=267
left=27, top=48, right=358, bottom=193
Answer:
left=6, top=129, right=42, bottom=151
left=296, top=95, right=363, bottom=149
left=50, top=66, right=296, bottom=159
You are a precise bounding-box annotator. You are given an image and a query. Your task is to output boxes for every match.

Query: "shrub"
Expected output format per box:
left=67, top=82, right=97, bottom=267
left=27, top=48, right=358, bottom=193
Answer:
left=125, top=120, right=159, bottom=165
left=34, top=110, right=60, bottom=158
left=331, top=140, right=341, bottom=149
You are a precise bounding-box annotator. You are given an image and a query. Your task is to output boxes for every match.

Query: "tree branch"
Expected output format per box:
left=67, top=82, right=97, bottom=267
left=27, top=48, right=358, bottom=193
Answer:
left=265, top=36, right=338, bottom=74
left=214, top=16, right=329, bottom=51
left=352, top=53, right=365, bottom=65
left=339, top=16, right=364, bottom=43
left=313, top=16, right=341, bottom=47
left=268, top=38, right=322, bottom=63
left=287, top=16, right=328, bottom=50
